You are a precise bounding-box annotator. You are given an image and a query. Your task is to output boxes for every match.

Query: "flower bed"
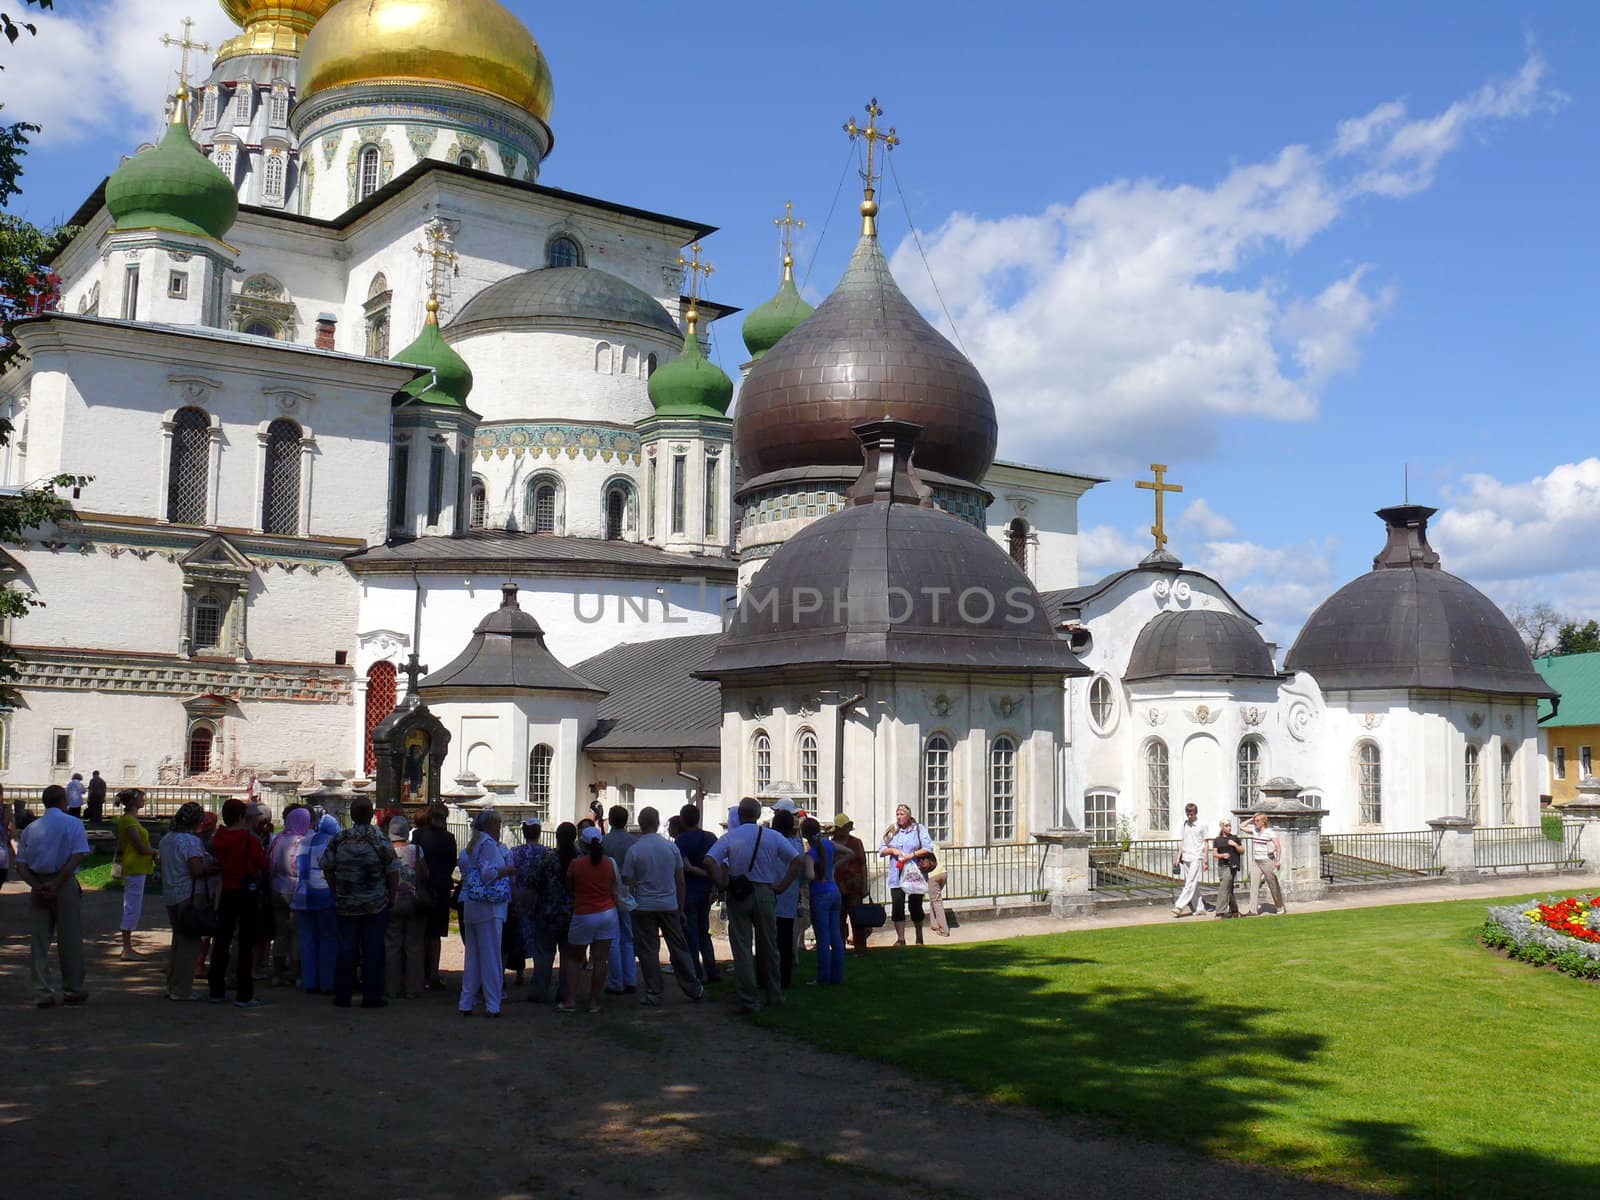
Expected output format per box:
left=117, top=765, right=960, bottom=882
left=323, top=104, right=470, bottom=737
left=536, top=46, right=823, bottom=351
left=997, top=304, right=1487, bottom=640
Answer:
left=1480, top=894, right=1600, bottom=982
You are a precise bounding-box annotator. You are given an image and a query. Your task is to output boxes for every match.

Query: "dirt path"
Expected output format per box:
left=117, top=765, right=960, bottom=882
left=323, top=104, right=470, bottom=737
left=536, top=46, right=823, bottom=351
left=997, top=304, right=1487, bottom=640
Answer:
left=1, top=884, right=1365, bottom=1200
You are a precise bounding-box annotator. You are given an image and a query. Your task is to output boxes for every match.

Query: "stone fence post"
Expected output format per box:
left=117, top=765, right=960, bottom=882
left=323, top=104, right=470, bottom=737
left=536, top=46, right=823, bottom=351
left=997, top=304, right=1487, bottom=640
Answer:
left=1560, top=796, right=1600, bottom=868
left=302, top=775, right=352, bottom=825
left=1426, top=815, right=1477, bottom=881
left=1236, top=777, right=1327, bottom=904
left=260, top=772, right=300, bottom=823
left=1034, top=829, right=1093, bottom=919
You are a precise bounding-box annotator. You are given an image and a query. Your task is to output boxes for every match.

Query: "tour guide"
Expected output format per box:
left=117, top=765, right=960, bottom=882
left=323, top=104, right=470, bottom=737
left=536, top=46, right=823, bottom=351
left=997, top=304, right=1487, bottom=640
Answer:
left=703, top=797, right=804, bottom=1014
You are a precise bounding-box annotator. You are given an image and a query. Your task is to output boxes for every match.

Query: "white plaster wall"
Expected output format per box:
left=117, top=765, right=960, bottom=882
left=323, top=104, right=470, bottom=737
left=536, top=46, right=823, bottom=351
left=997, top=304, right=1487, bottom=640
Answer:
left=452, top=327, right=674, bottom=425
left=427, top=692, right=597, bottom=815
left=984, top=481, right=1086, bottom=592
left=469, top=442, right=644, bottom=540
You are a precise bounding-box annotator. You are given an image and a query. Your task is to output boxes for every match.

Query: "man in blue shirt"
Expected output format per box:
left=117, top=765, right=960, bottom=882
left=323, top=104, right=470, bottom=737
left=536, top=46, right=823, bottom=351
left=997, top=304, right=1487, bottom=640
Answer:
left=704, top=797, right=804, bottom=1014
left=674, top=803, right=721, bottom=983
left=15, top=785, right=91, bottom=1007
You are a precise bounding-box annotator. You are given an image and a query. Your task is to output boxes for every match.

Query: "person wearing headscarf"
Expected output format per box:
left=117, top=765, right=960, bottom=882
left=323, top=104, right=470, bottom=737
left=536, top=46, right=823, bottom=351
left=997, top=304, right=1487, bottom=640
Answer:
left=458, top=808, right=514, bottom=1017
left=292, top=814, right=340, bottom=994
left=268, top=806, right=311, bottom=985
left=158, top=803, right=216, bottom=1000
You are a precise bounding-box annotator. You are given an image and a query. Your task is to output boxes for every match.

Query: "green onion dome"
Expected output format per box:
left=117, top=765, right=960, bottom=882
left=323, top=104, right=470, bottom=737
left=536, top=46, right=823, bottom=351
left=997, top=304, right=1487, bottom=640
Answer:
left=105, top=93, right=238, bottom=242
left=395, top=298, right=475, bottom=407
left=741, top=254, right=814, bottom=361
left=647, top=308, right=733, bottom=418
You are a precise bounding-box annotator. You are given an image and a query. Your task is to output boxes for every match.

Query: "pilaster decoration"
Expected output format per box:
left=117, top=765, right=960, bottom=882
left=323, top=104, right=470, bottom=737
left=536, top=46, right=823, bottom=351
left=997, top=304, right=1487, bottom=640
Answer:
left=13, top=648, right=351, bottom=705
left=406, top=127, right=436, bottom=160
left=177, top=534, right=255, bottom=659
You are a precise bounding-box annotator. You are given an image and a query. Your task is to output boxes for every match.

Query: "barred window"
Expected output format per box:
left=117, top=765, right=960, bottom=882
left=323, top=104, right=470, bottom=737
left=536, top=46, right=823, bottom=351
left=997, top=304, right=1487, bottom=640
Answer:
left=1085, top=791, right=1117, bottom=843
left=704, top=455, right=719, bottom=541
left=1145, top=740, right=1170, bottom=830
left=469, top=477, right=487, bottom=529
left=363, top=661, right=397, bottom=775
left=1237, top=737, right=1263, bottom=809
left=167, top=407, right=210, bottom=524
left=389, top=443, right=410, bottom=530
left=923, top=734, right=952, bottom=842
left=989, top=736, right=1017, bottom=842
left=527, top=744, right=553, bottom=822
left=186, top=723, right=214, bottom=774
left=671, top=455, right=686, bottom=535
left=1500, top=743, right=1515, bottom=825
left=358, top=146, right=381, bottom=200
left=798, top=729, right=818, bottom=804
left=605, top=485, right=629, bottom=541
left=752, top=730, right=771, bottom=795
left=529, top=482, right=557, bottom=534
left=1464, top=744, right=1480, bottom=824
left=192, top=595, right=222, bottom=650
left=426, top=446, right=445, bottom=527
left=1007, top=518, right=1029, bottom=570
left=261, top=418, right=301, bottom=534
left=646, top=459, right=657, bottom=539
left=1357, top=743, right=1382, bottom=825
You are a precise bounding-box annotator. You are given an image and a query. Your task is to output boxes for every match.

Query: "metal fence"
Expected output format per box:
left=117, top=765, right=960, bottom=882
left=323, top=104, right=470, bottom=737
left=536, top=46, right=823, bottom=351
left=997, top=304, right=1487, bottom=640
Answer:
left=1473, top=823, right=1584, bottom=870
left=1092, top=838, right=1191, bottom=897
left=3, top=784, right=241, bottom=820
left=1320, top=830, right=1443, bottom=882
left=862, top=841, right=1048, bottom=903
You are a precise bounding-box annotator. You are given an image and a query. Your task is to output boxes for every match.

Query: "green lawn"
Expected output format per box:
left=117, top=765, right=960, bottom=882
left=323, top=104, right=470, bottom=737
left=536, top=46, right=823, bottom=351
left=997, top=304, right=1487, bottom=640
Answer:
left=761, top=896, right=1600, bottom=1198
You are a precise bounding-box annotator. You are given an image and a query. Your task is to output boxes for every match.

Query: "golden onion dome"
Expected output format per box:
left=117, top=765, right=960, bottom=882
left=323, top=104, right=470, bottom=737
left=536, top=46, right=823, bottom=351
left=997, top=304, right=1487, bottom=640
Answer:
left=298, top=0, right=554, bottom=124
left=216, top=1, right=339, bottom=62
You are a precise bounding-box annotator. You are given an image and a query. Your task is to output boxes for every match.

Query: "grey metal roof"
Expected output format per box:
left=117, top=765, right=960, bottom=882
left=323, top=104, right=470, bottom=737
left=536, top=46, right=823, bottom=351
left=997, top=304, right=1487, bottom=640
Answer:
left=575, top=633, right=724, bottom=751
left=1284, top=506, right=1558, bottom=699
left=733, top=234, right=998, bottom=487
left=344, top=532, right=738, bottom=582
left=1125, top=609, right=1278, bottom=683
left=703, top=421, right=1087, bottom=679
left=422, top=583, right=607, bottom=695
left=450, top=267, right=680, bottom=338
left=1042, top=565, right=1260, bottom=626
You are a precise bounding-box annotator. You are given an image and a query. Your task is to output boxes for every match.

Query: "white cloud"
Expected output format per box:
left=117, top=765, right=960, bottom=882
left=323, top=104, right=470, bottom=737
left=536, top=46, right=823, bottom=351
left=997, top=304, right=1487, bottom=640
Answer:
left=5, top=1, right=236, bottom=145
left=1434, top=458, right=1600, bottom=585
left=888, top=50, right=1564, bottom=476
left=1176, top=497, right=1236, bottom=540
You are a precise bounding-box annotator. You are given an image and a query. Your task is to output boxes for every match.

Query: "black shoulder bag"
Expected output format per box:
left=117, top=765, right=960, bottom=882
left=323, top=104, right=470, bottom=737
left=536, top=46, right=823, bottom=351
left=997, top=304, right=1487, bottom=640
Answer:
left=726, top=826, right=764, bottom=901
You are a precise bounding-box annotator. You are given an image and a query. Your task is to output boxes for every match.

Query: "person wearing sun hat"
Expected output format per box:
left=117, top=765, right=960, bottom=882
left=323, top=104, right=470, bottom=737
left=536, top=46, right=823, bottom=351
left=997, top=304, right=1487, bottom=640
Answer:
left=830, top=814, right=870, bottom=955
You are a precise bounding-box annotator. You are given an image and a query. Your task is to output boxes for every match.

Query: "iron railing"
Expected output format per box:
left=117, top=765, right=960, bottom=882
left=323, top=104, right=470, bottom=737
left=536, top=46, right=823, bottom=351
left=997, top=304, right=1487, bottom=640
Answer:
left=4, top=785, right=242, bottom=820
left=1320, top=831, right=1442, bottom=882
left=1090, top=838, right=1215, bottom=897
left=865, top=842, right=1048, bottom=902
left=1472, top=823, right=1584, bottom=870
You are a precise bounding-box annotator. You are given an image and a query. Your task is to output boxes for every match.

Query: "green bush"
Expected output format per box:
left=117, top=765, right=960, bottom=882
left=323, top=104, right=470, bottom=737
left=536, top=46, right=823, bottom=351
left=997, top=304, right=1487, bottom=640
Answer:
left=1541, top=812, right=1564, bottom=841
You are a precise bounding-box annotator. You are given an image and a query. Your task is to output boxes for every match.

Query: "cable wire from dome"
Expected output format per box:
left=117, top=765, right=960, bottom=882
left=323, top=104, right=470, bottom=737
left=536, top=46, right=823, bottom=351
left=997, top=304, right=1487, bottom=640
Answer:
left=802, top=140, right=863, bottom=291
left=888, top=152, right=968, bottom=356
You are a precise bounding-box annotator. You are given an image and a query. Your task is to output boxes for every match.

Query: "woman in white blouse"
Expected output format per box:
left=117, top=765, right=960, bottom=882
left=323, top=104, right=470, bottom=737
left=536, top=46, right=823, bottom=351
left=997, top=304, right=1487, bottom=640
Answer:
left=458, top=809, right=515, bottom=1017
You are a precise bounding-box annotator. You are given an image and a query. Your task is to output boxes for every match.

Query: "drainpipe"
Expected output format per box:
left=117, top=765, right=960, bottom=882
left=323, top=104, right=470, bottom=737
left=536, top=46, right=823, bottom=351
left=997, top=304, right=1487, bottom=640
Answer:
left=834, top=673, right=870, bottom=812
left=674, top=751, right=703, bottom=802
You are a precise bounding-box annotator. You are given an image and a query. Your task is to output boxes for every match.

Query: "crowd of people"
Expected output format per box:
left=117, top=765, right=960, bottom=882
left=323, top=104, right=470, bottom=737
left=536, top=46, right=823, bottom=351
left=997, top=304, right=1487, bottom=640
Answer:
left=7, top=783, right=956, bottom=1015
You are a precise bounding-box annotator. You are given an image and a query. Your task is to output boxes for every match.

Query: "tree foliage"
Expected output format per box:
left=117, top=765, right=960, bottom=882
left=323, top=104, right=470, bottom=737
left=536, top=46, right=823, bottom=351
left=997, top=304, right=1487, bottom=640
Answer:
left=1510, top=602, right=1564, bottom=659
left=1556, top=620, right=1600, bottom=658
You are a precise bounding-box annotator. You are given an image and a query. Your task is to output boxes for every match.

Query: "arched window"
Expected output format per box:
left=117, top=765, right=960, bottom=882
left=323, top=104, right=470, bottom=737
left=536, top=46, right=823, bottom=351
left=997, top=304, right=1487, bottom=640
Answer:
left=243, top=320, right=278, bottom=339
left=528, top=744, right=553, bottom=821
left=646, top=353, right=658, bottom=377
left=1145, top=740, right=1170, bottom=829
left=1357, top=742, right=1382, bottom=825
left=1237, top=737, right=1264, bottom=808
left=1007, top=518, right=1030, bottom=570
left=202, top=87, right=219, bottom=126
left=263, top=152, right=286, bottom=204
left=191, top=595, right=223, bottom=650
left=269, top=90, right=289, bottom=126
left=232, top=84, right=251, bottom=123
left=363, top=661, right=397, bottom=774
left=751, top=730, right=772, bottom=795
left=469, top=477, right=487, bottom=529
left=261, top=418, right=302, bottom=534
left=1500, top=743, right=1516, bottom=824
left=457, top=153, right=476, bottom=169
left=989, top=736, right=1017, bottom=842
left=1464, top=743, right=1481, bottom=824
left=923, top=734, right=952, bottom=842
left=357, top=145, right=381, bottom=200
left=525, top=476, right=561, bottom=534
left=798, top=729, right=819, bottom=805
left=1088, top=676, right=1116, bottom=733
left=548, top=235, right=583, bottom=269
left=595, top=341, right=613, bottom=374
left=213, top=145, right=236, bottom=180
left=1084, top=790, right=1117, bottom=843
left=167, top=406, right=210, bottom=524
left=604, top=483, right=633, bottom=541
left=186, top=722, right=215, bottom=775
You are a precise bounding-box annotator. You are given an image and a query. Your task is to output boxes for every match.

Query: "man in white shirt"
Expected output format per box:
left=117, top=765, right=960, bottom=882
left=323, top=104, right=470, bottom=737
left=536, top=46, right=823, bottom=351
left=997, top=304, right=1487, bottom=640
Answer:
left=15, top=785, right=91, bottom=1006
left=1246, top=812, right=1287, bottom=915
left=1171, top=803, right=1210, bottom=917
left=704, top=796, right=804, bottom=1014
left=64, top=774, right=86, bottom=819
left=622, top=807, right=705, bottom=1006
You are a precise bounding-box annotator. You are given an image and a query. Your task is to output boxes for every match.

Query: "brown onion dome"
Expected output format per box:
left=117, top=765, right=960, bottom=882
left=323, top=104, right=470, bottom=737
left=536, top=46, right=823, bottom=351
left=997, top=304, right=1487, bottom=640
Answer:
left=732, top=232, right=997, bottom=488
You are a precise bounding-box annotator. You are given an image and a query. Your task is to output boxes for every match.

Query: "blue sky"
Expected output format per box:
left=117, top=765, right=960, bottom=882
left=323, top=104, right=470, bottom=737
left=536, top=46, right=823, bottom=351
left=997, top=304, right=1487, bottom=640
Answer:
left=7, top=1, right=1599, bottom=647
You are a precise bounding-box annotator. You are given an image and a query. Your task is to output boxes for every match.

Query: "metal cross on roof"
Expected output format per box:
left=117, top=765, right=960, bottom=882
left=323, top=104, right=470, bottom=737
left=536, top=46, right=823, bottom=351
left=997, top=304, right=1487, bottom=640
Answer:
left=774, top=201, right=804, bottom=268
left=844, top=98, right=900, bottom=236
left=677, top=242, right=714, bottom=303
left=160, top=18, right=211, bottom=91
left=1135, top=463, right=1184, bottom=553
left=400, top=652, right=429, bottom=700
left=413, top=218, right=460, bottom=303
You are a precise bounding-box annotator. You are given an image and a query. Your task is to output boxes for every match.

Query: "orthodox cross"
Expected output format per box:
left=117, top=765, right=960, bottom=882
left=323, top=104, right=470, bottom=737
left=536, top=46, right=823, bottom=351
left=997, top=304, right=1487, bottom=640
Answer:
left=677, top=242, right=713, bottom=304
left=413, top=219, right=460, bottom=303
left=844, top=98, right=900, bottom=236
left=1135, top=464, right=1184, bottom=553
left=774, top=201, right=804, bottom=272
left=160, top=18, right=211, bottom=92
left=399, top=652, right=429, bottom=700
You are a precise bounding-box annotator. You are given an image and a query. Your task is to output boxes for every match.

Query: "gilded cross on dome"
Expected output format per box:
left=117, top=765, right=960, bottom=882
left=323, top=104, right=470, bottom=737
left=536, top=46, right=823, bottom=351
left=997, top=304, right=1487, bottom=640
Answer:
left=774, top=201, right=804, bottom=273
left=677, top=242, right=714, bottom=303
left=413, top=218, right=460, bottom=304
left=844, top=98, right=900, bottom=237
left=1135, top=463, right=1184, bottom=553
left=160, top=18, right=211, bottom=91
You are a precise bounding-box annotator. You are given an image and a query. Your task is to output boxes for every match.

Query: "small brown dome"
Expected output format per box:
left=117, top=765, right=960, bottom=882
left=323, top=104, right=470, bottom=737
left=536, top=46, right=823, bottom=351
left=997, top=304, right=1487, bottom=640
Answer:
left=733, top=234, right=997, bottom=487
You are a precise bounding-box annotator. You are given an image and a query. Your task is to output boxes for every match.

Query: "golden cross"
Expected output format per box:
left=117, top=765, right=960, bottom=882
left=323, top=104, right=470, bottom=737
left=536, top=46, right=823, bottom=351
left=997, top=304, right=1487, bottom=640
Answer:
left=844, top=98, right=900, bottom=236
left=1135, top=463, right=1184, bottom=552
left=160, top=18, right=211, bottom=91
left=774, top=201, right=804, bottom=272
left=677, top=242, right=714, bottom=303
left=413, top=220, right=459, bottom=301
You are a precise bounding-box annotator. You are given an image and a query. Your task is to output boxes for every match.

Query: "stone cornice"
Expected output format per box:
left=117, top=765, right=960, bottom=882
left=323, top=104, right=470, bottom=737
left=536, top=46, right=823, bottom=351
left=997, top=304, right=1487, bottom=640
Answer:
left=26, top=515, right=367, bottom=571
left=11, top=646, right=353, bottom=705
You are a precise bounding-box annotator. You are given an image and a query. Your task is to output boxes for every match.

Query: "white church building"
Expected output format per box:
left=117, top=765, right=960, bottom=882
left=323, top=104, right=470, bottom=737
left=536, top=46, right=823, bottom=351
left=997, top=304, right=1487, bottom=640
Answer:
left=0, top=0, right=1558, bottom=845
